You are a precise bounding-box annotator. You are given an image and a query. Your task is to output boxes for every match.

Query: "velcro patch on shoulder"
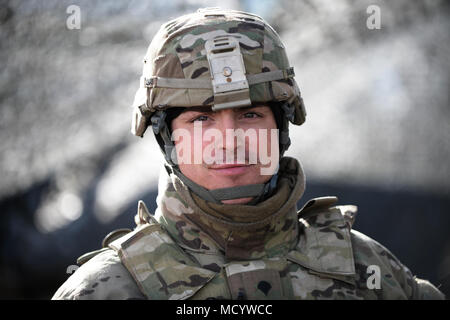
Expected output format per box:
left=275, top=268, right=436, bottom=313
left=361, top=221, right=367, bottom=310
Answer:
left=109, top=223, right=216, bottom=300
left=289, top=199, right=357, bottom=282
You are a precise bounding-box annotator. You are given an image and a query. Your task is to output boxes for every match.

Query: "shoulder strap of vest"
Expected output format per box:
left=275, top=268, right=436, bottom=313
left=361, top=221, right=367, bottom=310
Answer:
left=76, top=200, right=154, bottom=266
left=108, top=201, right=217, bottom=300
left=77, top=248, right=111, bottom=266
left=76, top=229, right=132, bottom=266
left=287, top=196, right=358, bottom=285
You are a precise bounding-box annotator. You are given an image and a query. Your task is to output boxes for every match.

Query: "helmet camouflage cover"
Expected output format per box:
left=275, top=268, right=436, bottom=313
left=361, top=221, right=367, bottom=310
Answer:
left=131, top=7, right=306, bottom=137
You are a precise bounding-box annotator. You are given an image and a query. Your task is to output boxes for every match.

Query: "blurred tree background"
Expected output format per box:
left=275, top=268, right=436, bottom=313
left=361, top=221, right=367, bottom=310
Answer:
left=0, top=0, right=449, bottom=299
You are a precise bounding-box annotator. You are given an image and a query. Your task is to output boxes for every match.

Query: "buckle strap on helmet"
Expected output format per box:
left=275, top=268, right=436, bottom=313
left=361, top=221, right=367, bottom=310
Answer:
left=151, top=110, right=166, bottom=135
left=143, top=68, right=295, bottom=90
left=281, top=102, right=295, bottom=123
left=247, top=67, right=295, bottom=86
left=145, top=77, right=212, bottom=89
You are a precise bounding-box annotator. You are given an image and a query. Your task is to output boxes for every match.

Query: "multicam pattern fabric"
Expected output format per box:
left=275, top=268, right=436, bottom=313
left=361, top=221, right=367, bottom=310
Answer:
left=52, top=157, right=444, bottom=300
left=132, top=8, right=306, bottom=137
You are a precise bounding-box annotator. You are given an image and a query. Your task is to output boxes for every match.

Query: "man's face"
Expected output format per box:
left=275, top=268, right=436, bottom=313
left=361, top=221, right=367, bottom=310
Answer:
left=171, top=104, right=279, bottom=204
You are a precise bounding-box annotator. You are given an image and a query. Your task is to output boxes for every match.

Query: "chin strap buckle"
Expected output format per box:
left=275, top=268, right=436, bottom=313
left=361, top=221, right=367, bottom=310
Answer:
left=150, top=111, right=166, bottom=135
left=281, top=102, right=295, bottom=123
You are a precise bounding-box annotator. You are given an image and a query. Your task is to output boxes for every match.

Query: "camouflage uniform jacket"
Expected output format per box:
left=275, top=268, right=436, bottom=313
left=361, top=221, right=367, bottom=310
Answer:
left=52, top=157, right=444, bottom=300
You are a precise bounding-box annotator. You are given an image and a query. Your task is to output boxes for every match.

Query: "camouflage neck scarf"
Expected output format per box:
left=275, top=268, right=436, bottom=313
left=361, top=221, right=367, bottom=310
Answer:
left=155, top=157, right=306, bottom=261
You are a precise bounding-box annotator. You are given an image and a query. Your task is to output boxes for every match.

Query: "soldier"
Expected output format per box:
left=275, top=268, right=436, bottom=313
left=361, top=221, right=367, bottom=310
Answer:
left=52, top=8, right=444, bottom=300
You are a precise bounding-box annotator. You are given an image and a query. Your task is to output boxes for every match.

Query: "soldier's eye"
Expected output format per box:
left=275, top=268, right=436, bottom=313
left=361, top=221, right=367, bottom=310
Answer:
left=190, top=115, right=209, bottom=122
left=243, top=112, right=260, bottom=119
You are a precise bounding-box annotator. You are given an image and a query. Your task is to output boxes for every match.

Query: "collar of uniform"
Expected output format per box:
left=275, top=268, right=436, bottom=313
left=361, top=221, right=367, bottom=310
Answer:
left=156, top=157, right=306, bottom=262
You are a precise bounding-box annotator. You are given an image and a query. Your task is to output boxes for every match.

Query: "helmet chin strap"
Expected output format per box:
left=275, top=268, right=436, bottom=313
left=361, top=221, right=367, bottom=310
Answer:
left=165, top=164, right=279, bottom=205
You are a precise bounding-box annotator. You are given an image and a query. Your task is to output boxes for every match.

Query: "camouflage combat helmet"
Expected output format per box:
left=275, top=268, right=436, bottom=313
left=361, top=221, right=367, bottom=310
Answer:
left=130, top=7, right=307, bottom=203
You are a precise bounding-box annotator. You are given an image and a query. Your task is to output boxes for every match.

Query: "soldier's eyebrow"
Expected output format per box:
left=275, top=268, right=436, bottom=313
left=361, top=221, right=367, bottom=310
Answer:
left=237, top=105, right=271, bottom=114
left=238, top=106, right=266, bottom=112
left=183, top=106, right=213, bottom=113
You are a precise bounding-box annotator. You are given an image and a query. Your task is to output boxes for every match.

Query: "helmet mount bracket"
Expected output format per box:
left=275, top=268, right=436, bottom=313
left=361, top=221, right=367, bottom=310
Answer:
left=205, top=36, right=251, bottom=111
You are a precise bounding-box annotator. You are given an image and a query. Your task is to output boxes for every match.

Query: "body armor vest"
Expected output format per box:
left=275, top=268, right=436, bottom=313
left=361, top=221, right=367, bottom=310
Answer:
left=108, top=197, right=361, bottom=300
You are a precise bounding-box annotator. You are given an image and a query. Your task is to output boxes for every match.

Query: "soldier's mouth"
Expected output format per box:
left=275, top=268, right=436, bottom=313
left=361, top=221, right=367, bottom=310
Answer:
left=208, top=164, right=253, bottom=175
